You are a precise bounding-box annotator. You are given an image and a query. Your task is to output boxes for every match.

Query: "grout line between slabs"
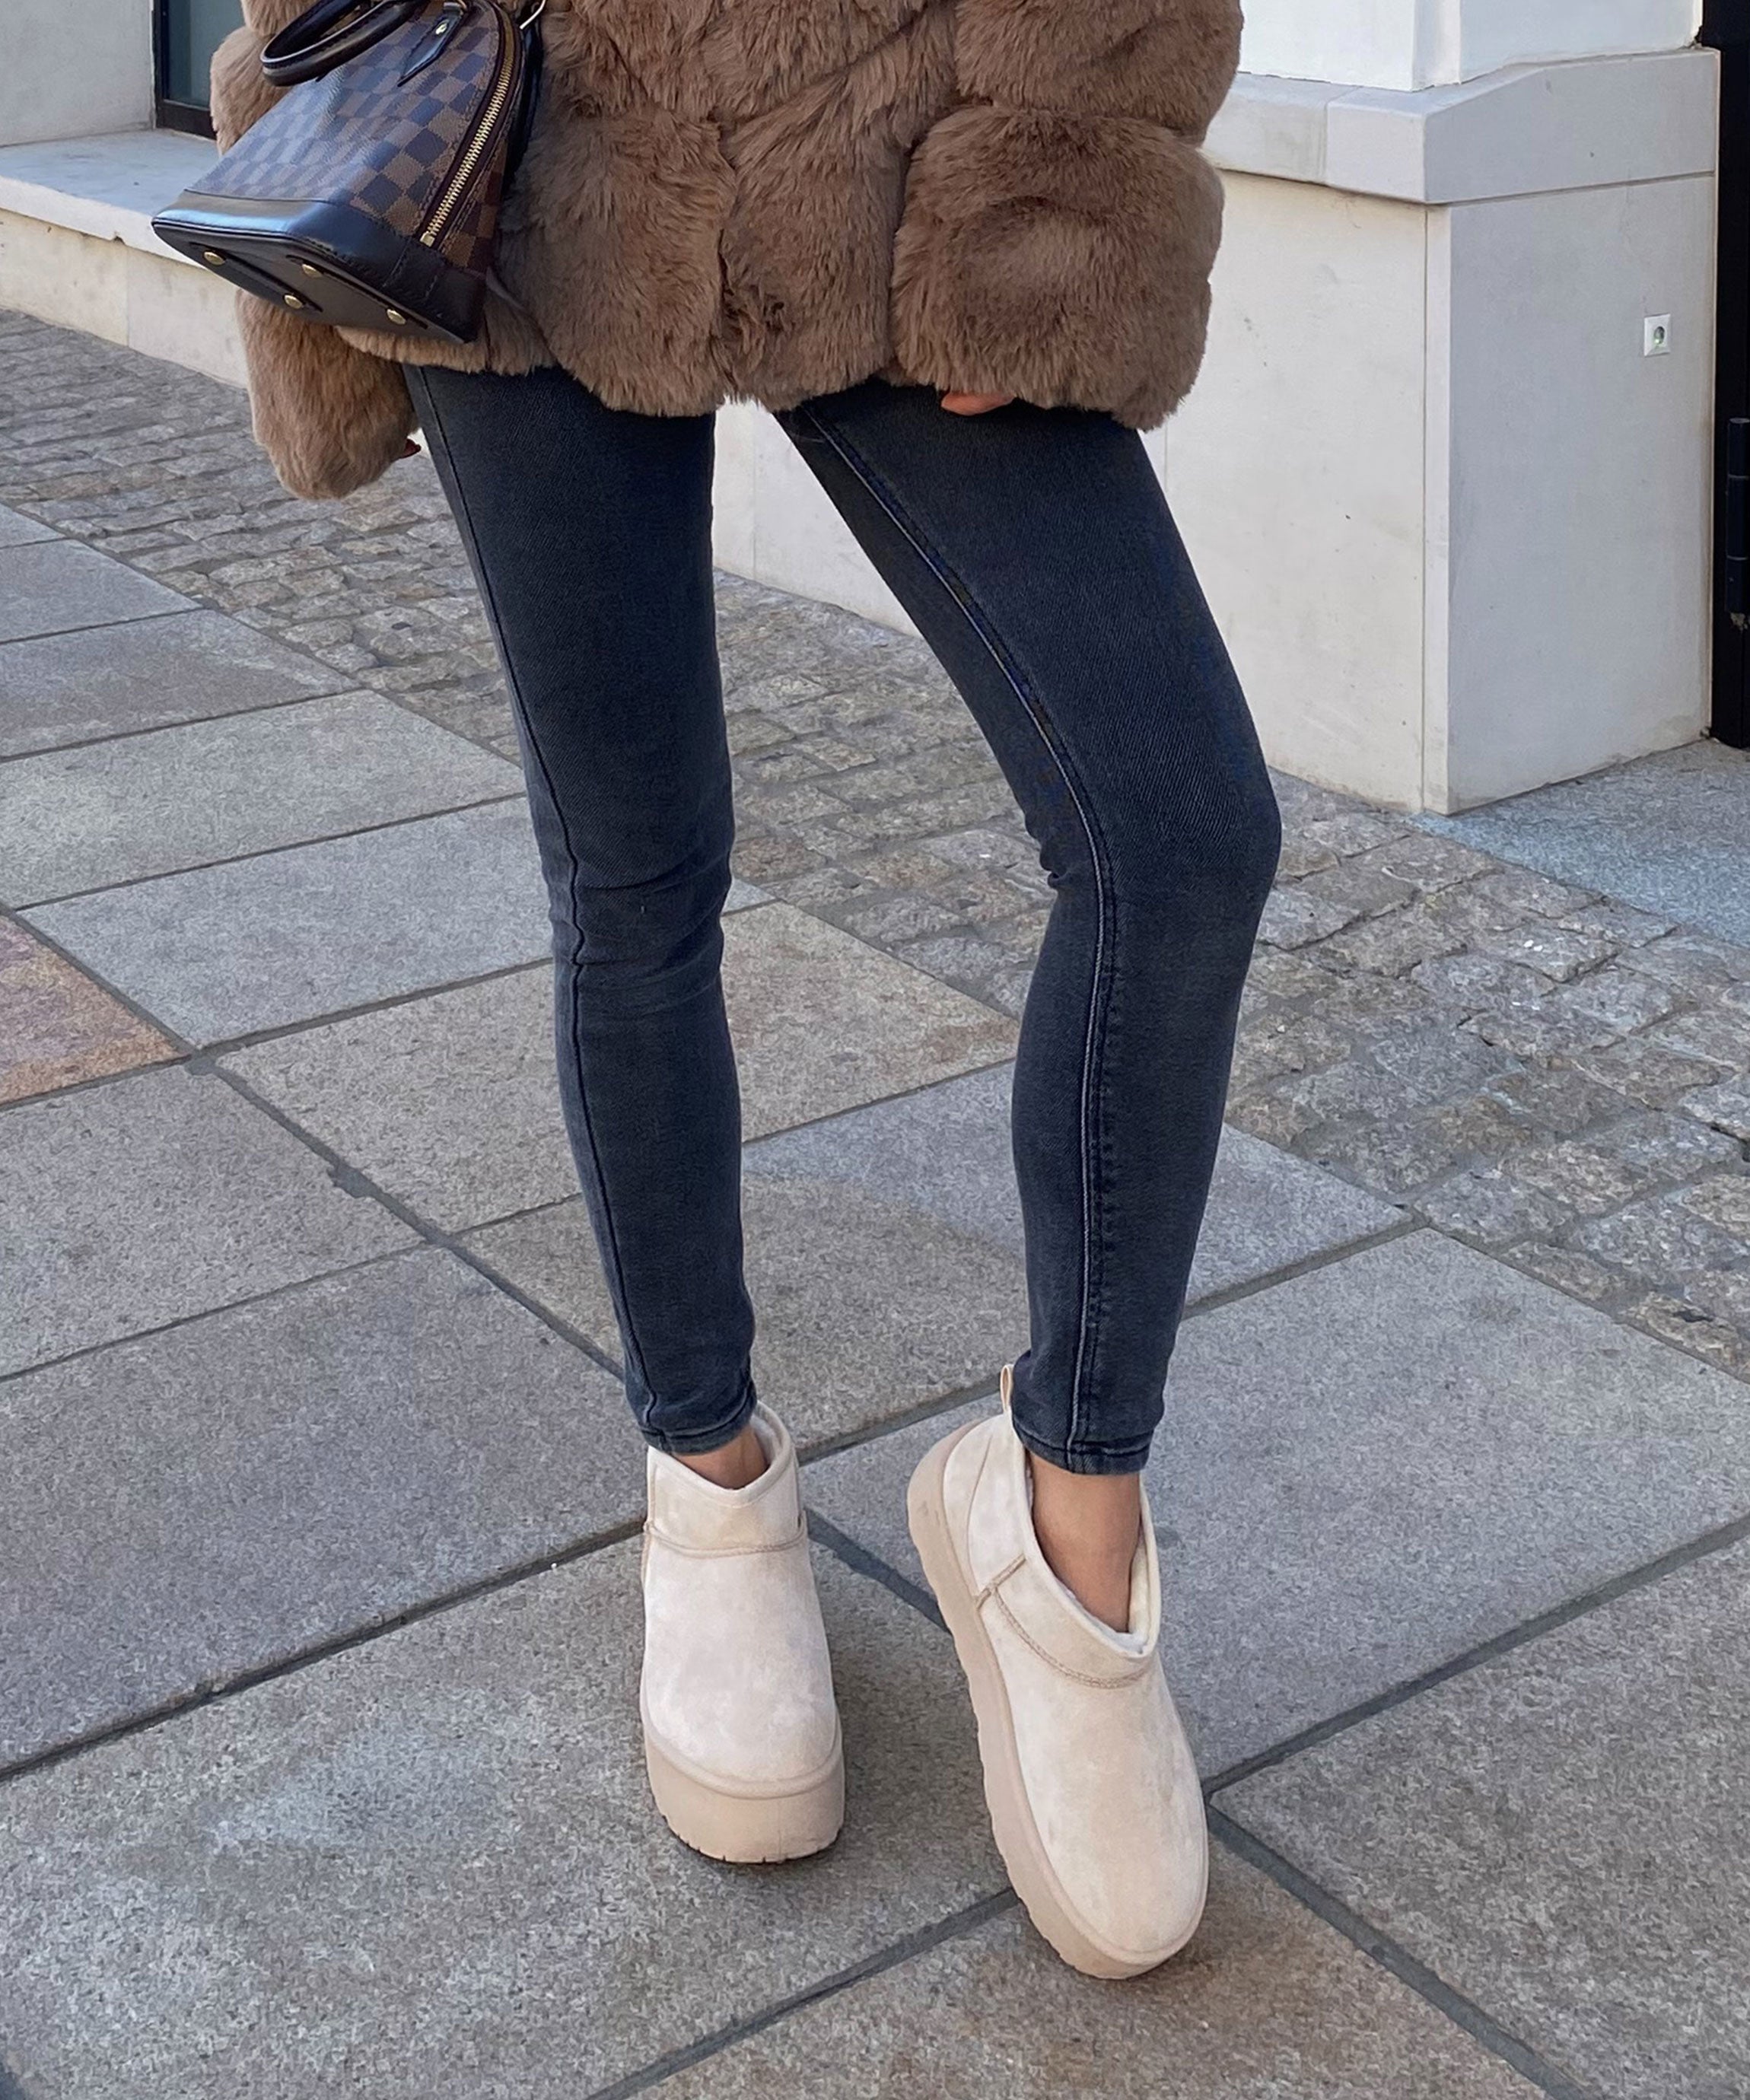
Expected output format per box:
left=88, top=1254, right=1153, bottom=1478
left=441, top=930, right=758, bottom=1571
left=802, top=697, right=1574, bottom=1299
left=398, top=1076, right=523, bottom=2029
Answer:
left=0, top=1243, right=431, bottom=1392
left=13, top=788, right=526, bottom=911
left=2, top=937, right=1004, bottom=1122
left=346, top=679, right=527, bottom=768
left=3, top=1326, right=961, bottom=1779
left=9, top=1158, right=1747, bottom=1825
left=0, top=1042, right=183, bottom=1112
left=0, top=676, right=358, bottom=765
left=740, top=1061, right=1022, bottom=1150
left=579, top=1892, right=1020, bottom=2100
left=1201, top=1503, right=1750, bottom=1793
left=794, top=1376, right=999, bottom=1469
left=207, top=1060, right=628, bottom=1386
left=0, top=1013, right=1407, bottom=1418
left=1208, top=1811, right=1601, bottom=2100
left=785, top=1217, right=1423, bottom=1481
left=807, top=1512, right=943, bottom=1629
left=1177, top=1214, right=1421, bottom=1321
left=806, top=1471, right=1750, bottom=1809
left=0, top=1508, right=646, bottom=1790
left=0, top=909, right=198, bottom=1058
left=0, top=1368, right=1707, bottom=2094
left=0, top=606, right=193, bottom=649
left=186, top=954, right=549, bottom=1058
left=0, top=951, right=555, bottom=1116
left=4, top=466, right=516, bottom=774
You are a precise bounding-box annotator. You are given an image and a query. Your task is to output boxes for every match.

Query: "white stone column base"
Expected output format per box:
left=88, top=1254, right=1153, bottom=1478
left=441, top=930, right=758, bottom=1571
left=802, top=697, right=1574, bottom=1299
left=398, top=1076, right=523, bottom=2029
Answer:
left=0, top=134, right=245, bottom=386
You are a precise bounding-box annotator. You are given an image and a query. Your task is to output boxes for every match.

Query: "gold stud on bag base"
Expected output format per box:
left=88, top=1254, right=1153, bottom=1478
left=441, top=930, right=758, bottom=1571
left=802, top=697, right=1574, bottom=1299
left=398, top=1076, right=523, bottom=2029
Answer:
left=151, top=0, right=544, bottom=345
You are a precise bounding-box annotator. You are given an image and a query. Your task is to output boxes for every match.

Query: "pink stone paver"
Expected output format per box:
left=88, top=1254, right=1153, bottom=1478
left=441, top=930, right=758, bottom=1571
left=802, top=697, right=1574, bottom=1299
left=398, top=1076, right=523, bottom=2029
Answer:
left=0, top=915, right=174, bottom=1103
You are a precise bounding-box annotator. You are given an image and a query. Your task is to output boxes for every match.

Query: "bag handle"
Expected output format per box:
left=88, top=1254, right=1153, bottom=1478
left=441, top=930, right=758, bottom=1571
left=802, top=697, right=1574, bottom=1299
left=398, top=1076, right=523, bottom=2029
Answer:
left=260, top=0, right=429, bottom=86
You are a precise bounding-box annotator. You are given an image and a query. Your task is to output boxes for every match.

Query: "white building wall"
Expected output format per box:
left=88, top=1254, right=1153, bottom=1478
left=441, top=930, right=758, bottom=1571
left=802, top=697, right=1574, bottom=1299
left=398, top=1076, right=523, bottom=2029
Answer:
left=1164, top=181, right=1432, bottom=810
left=4, top=0, right=152, bottom=147
left=1239, top=0, right=1702, bottom=91
left=1430, top=177, right=1715, bottom=807
left=720, top=43, right=1721, bottom=813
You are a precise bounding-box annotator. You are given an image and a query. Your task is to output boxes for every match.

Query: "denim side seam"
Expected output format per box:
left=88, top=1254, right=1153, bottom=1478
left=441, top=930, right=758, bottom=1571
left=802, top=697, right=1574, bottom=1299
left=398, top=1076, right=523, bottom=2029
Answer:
left=781, top=401, right=1118, bottom=1467
left=408, top=369, right=657, bottom=1402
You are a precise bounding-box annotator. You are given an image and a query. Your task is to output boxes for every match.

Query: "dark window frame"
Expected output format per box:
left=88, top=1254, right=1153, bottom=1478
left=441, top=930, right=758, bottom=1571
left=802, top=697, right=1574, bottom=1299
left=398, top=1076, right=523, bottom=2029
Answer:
left=153, top=0, right=220, bottom=137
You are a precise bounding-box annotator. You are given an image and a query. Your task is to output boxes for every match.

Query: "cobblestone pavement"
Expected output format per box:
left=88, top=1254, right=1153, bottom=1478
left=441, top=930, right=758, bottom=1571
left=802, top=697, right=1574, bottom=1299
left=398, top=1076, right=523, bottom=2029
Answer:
left=5, top=308, right=1750, bottom=2099
left=5, top=309, right=1747, bottom=1382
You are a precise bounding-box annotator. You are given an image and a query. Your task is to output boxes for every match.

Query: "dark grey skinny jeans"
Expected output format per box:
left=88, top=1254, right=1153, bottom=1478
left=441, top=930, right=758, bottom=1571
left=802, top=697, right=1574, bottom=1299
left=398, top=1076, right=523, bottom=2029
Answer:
left=406, top=363, right=1281, bottom=1475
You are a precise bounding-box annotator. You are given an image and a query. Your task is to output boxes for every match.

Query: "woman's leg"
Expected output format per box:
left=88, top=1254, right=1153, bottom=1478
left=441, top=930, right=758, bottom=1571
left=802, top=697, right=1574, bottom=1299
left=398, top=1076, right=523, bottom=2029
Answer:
left=411, top=366, right=841, bottom=1864
left=405, top=363, right=759, bottom=1461
left=778, top=380, right=1272, bottom=1971
left=778, top=381, right=1281, bottom=1548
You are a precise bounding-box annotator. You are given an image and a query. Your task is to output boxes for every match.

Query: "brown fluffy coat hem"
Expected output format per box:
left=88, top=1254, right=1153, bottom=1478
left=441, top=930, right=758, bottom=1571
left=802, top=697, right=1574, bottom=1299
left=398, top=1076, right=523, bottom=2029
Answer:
left=212, top=0, right=1241, bottom=500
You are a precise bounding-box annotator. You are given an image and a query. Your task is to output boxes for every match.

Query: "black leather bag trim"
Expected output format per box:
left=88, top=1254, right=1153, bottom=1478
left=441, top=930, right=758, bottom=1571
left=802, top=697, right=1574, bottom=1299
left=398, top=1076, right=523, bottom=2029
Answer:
left=152, top=195, right=485, bottom=341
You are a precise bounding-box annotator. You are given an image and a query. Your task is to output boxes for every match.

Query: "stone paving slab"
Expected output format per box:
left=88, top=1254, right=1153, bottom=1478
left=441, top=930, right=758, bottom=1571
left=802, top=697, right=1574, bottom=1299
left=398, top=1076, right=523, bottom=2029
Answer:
left=463, top=1179, right=1028, bottom=1452
left=0, top=1543, right=1001, bottom=2100
left=1, top=1248, right=637, bottom=1769
left=0, top=537, right=191, bottom=643
left=0, top=609, right=343, bottom=756
left=0, top=914, right=172, bottom=1103
left=1195, top=1123, right=1405, bottom=1297
left=224, top=906, right=1015, bottom=1231
left=0, top=504, right=56, bottom=548
left=1425, top=740, right=1750, bottom=948
left=807, top=1230, right=1750, bottom=1773
left=0, top=691, right=518, bottom=904
left=463, top=1068, right=1400, bottom=1448
left=1223, top=1536, right=1750, bottom=2100
left=31, top=800, right=552, bottom=1044
left=740, top=1062, right=1402, bottom=1305
left=221, top=967, right=577, bottom=1230
left=0, top=1064, right=413, bottom=1376
left=651, top=1852, right=1535, bottom=2099
left=721, top=903, right=1015, bottom=1133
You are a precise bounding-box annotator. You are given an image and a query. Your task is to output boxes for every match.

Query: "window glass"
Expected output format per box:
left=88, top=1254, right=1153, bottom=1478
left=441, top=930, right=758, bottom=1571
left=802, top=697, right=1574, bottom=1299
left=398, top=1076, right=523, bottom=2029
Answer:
left=161, top=0, right=246, bottom=108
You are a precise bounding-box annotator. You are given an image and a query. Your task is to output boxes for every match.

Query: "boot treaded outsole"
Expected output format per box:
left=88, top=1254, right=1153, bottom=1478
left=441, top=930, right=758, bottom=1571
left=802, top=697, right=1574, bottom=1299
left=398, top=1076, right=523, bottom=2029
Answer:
left=644, top=1723, right=845, bottom=1865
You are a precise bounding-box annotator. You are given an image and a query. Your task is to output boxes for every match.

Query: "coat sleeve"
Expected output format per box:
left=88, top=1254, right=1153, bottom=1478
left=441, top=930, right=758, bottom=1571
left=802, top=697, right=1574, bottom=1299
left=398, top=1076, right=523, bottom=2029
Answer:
left=889, top=0, right=1241, bottom=429
left=208, top=12, right=415, bottom=501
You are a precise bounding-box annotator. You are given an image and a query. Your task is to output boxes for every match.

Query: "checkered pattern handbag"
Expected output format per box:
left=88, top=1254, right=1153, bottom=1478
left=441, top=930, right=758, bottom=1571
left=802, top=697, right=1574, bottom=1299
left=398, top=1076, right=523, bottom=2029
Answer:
left=153, top=0, right=543, bottom=345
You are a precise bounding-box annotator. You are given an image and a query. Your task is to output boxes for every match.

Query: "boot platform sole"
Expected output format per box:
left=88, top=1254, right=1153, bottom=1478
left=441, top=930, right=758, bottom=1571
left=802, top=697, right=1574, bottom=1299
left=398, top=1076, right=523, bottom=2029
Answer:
left=644, top=1719, right=845, bottom=1865
left=908, top=1421, right=1205, bottom=1980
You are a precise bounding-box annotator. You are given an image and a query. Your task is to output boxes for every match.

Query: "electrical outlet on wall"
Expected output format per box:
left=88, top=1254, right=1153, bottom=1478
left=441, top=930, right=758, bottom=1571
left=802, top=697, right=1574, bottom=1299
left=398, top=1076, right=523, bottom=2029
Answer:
left=1644, top=316, right=1673, bottom=357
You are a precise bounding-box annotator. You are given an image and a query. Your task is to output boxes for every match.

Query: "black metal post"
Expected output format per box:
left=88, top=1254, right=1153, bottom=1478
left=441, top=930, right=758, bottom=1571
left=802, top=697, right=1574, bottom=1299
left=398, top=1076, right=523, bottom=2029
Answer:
left=1703, top=0, right=1750, bottom=745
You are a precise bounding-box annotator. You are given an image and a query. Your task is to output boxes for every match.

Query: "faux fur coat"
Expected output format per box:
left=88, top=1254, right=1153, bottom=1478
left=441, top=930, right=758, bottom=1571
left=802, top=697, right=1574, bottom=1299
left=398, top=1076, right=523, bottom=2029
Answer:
left=210, top=0, right=1242, bottom=498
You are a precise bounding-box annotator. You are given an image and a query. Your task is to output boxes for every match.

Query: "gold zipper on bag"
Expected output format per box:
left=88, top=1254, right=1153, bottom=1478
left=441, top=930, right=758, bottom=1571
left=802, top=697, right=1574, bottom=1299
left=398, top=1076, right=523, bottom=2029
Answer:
left=418, top=6, right=520, bottom=248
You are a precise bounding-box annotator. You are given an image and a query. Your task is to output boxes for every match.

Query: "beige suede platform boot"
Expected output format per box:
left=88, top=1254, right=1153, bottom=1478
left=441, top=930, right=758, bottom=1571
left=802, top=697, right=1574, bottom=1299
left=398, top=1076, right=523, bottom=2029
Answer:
left=907, top=1371, right=1207, bottom=1978
left=640, top=1405, right=844, bottom=1863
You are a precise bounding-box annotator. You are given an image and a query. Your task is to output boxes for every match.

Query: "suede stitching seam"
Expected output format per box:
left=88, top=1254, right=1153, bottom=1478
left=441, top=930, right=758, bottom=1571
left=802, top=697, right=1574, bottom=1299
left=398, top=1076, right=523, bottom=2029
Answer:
left=973, top=1551, right=1026, bottom=1605
left=643, top=1522, right=810, bottom=1560
left=406, top=371, right=657, bottom=1405
left=782, top=400, right=1116, bottom=1465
